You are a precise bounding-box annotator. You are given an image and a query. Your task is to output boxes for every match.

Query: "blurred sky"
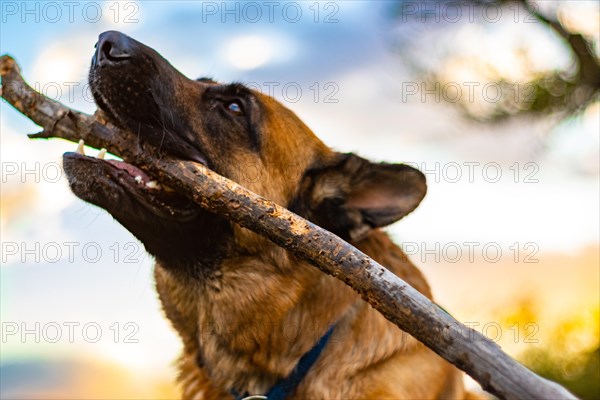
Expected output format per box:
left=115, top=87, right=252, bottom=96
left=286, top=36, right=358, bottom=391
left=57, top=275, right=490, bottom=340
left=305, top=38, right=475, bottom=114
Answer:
left=0, top=1, right=598, bottom=398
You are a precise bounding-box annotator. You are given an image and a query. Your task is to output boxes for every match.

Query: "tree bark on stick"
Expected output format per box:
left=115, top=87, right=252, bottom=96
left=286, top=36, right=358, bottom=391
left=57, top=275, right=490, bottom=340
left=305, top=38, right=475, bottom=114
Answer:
left=0, top=55, right=576, bottom=400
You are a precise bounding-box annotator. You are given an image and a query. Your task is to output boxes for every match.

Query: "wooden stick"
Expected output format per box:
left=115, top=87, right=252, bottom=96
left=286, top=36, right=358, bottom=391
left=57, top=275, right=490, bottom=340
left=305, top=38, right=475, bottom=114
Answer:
left=0, top=55, right=576, bottom=400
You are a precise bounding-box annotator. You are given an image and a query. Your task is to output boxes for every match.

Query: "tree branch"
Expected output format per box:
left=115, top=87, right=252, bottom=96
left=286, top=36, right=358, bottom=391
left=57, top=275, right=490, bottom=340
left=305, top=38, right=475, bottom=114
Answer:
left=0, top=55, right=577, bottom=400
left=522, top=0, right=600, bottom=88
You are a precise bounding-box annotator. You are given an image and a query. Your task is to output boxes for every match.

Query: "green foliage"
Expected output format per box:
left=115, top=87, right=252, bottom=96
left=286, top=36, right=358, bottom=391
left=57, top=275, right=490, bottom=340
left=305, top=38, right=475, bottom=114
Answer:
left=389, top=0, right=600, bottom=122
left=524, top=345, right=599, bottom=399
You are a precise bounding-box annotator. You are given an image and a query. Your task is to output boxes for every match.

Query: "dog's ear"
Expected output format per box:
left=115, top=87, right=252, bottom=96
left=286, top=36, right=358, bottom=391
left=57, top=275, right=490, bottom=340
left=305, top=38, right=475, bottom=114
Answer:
left=294, top=153, right=427, bottom=242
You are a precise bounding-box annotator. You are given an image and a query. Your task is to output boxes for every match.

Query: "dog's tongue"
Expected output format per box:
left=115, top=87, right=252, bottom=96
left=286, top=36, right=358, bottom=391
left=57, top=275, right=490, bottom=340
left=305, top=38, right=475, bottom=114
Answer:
left=107, top=160, right=151, bottom=182
left=72, top=139, right=165, bottom=190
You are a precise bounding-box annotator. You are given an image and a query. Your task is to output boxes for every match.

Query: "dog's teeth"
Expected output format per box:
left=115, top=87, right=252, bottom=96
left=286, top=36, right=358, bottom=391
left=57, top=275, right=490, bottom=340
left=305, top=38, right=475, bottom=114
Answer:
left=146, top=181, right=161, bottom=189
left=134, top=175, right=143, bottom=184
left=97, top=148, right=107, bottom=159
left=163, top=185, right=175, bottom=193
left=76, top=139, right=85, bottom=155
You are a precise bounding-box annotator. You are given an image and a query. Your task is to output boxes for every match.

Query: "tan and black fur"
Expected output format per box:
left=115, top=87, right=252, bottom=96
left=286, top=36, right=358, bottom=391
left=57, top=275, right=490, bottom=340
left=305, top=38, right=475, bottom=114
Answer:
left=63, top=31, right=479, bottom=399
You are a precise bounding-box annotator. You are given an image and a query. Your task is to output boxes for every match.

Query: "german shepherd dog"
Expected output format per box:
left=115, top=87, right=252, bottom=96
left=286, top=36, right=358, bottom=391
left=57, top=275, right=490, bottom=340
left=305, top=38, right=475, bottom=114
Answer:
left=63, top=31, right=477, bottom=399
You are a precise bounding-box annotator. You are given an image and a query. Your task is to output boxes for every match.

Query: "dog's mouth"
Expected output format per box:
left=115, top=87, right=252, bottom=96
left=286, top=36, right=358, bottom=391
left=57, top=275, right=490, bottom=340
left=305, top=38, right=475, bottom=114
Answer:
left=63, top=140, right=202, bottom=221
left=62, top=30, right=210, bottom=223
left=61, top=31, right=235, bottom=265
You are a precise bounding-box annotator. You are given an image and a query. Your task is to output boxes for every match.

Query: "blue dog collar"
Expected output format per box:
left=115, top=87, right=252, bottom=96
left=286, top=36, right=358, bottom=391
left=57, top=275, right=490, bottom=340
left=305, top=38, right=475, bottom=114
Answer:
left=232, top=324, right=336, bottom=400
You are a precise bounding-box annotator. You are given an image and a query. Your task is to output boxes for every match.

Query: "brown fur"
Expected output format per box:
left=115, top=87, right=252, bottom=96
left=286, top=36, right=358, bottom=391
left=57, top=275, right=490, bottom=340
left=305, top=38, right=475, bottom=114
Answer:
left=152, top=93, right=476, bottom=399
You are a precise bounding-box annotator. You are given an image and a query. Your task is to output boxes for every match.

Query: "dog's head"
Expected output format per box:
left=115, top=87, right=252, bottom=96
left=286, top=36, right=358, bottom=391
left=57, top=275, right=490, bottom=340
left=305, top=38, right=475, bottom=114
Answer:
left=63, top=31, right=426, bottom=271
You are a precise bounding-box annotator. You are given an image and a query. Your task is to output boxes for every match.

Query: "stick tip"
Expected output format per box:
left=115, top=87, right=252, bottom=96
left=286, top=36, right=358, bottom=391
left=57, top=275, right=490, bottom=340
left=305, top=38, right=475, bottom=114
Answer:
left=0, top=54, right=19, bottom=77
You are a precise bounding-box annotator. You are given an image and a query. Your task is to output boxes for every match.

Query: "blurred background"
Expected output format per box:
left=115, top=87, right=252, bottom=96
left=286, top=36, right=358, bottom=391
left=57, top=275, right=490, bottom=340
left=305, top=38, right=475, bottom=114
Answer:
left=0, top=1, right=598, bottom=398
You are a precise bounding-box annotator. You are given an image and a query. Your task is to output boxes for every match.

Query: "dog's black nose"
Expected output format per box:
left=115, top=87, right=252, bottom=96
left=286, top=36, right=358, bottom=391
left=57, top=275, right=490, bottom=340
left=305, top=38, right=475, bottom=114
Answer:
left=93, top=31, right=132, bottom=66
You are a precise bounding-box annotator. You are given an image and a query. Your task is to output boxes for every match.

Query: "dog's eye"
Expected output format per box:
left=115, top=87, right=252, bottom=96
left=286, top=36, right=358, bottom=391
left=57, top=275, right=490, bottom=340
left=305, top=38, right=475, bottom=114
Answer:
left=226, top=101, right=244, bottom=115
